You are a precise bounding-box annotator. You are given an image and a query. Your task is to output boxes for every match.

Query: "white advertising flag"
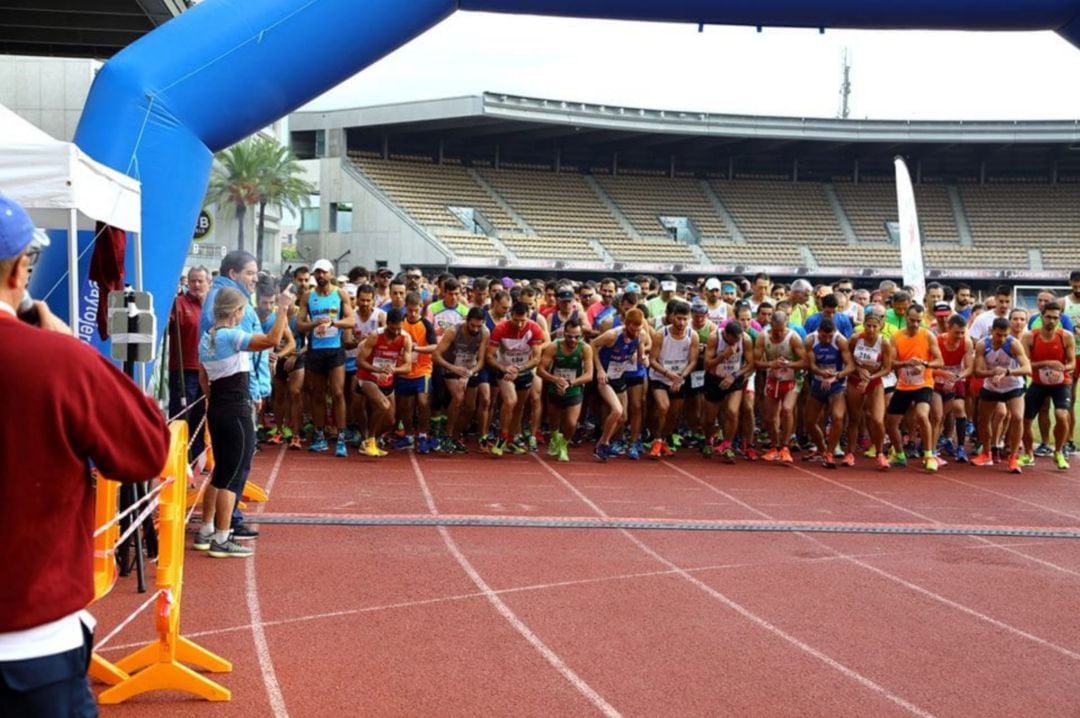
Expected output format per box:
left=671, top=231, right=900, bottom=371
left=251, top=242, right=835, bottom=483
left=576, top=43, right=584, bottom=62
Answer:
left=894, top=156, right=926, bottom=302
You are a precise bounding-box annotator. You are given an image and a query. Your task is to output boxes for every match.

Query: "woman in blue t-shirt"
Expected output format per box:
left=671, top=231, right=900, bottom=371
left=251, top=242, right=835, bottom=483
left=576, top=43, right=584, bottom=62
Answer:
left=195, top=286, right=293, bottom=558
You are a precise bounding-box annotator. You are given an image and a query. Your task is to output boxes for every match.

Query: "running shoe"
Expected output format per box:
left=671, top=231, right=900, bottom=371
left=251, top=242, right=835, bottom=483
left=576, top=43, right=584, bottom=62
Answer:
left=1067, top=441, right=1078, bottom=456
left=801, top=449, right=821, bottom=463
left=335, top=437, right=348, bottom=458
left=779, top=447, right=794, bottom=464
left=1034, top=443, right=1054, bottom=457
left=822, top=455, right=837, bottom=470
left=888, top=449, right=907, bottom=468
left=669, top=433, right=683, bottom=450
left=1007, top=453, right=1021, bottom=474
left=510, top=436, right=529, bottom=455
left=289, top=436, right=303, bottom=450
left=362, top=437, right=387, bottom=458
left=267, top=432, right=284, bottom=446
left=609, top=441, right=626, bottom=457
left=701, top=441, right=714, bottom=458
left=718, top=440, right=735, bottom=464
left=192, top=532, right=213, bottom=551
left=281, top=426, right=294, bottom=440
left=490, top=438, right=506, bottom=457
left=876, top=453, right=890, bottom=471
left=965, top=421, right=976, bottom=438
left=970, top=451, right=993, bottom=467
left=954, top=446, right=969, bottom=464
left=208, top=539, right=254, bottom=558
left=231, top=524, right=260, bottom=541
left=548, top=432, right=564, bottom=457
left=833, top=445, right=845, bottom=458
left=841, top=453, right=856, bottom=467
left=935, top=454, right=949, bottom=467
left=558, top=442, right=570, bottom=462
left=857, top=436, right=871, bottom=450
left=309, top=432, right=328, bottom=453
left=743, top=447, right=760, bottom=462
left=648, top=439, right=665, bottom=459
left=451, top=439, right=468, bottom=454
left=627, top=442, right=642, bottom=461
left=527, top=433, right=540, bottom=452
left=593, top=444, right=610, bottom=462
left=394, top=435, right=415, bottom=451
left=1018, top=453, right=1036, bottom=468
left=940, top=439, right=956, bottom=458
left=478, top=433, right=493, bottom=453
left=417, top=436, right=433, bottom=455
left=762, top=448, right=780, bottom=462
left=924, top=456, right=939, bottom=473
left=991, top=446, right=1003, bottom=464
left=863, top=446, right=878, bottom=459
left=1055, top=452, right=1070, bottom=471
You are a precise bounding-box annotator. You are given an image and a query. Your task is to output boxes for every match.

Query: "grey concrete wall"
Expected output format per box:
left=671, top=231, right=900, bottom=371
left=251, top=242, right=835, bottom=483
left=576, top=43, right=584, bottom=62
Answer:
left=0, top=55, right=99, bottom=141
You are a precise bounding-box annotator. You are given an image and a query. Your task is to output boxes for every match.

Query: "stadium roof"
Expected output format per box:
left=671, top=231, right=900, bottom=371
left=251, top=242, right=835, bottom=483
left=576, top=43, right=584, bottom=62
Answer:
left=292, top=92, right=1080, bottom=159
left=0, top=0, right=189, bottom=59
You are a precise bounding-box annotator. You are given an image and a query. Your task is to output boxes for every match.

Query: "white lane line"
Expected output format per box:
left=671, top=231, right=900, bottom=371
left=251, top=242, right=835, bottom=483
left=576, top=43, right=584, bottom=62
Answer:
left=409, top=453, right=620, bottom=718
left=246, top=445, right=289, bottom=718
left=787, top=463, right=1080, bottom=580
left=936, top=475, right=1080, bottom=521
left=671, top=461, right=1080, bottom=660
left=533, top=456, right=936, bottom=718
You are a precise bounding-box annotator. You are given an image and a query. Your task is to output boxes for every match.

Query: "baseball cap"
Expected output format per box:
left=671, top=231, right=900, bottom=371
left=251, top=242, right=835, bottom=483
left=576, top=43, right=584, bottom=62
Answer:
left=0, top=193, right=38, bottom=260
left=721, top=281, right=737, bottom=292
left=501, top=276, right=515, bottom=289
left=660, top=280, right=677, bottom=292
left=557, top=288, right=574, bottom=301
left=336, top=275, right=348, bottom=285
left=705, top=278, right=722, bottom=291
left=376, top=267, right=394, bottom=277
left=623, top=281, right=642, bottom=295
left=312, top=258, right=334, bottom=274
left=933, top=301, right=952, bottom=317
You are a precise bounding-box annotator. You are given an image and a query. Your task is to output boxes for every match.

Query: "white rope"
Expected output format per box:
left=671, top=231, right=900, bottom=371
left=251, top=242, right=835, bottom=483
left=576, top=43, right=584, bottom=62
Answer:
left=94, top=589, right=164, bottom=650
left=167, top=394, right=206, bottom=423
left=110, top=493, right=163, bottom=549
left=92, top=477, right=173, bottom=538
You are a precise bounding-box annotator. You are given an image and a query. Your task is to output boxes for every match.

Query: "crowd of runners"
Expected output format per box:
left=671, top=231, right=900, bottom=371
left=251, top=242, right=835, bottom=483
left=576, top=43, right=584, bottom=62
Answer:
left=178, top=253, right=1080, bottom=490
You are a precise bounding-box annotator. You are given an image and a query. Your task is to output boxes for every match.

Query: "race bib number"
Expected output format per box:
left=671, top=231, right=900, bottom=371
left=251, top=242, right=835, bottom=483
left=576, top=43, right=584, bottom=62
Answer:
left=373, top=356, right=395, bottom=371
left=606, top=359, right=631, bottom=380
left=555, top=367, right=577, bottom=382
left=772, top=367, right=795, bottom=382
left=690, top=370, right=706, bottom=389
left=664, top=360, right=687, bottom=375
left=1039, top=367, right=1065, bottom=385
left=315, top=324, right=339, bottom=339
left=507, top=351, right=529, bottom=367
left=454, top=351, right=476, bottom=367
left=900, top=365, right=925, bottom=385
left=882, top=372, right=897, bottom=389
left=853, top=344, right=878, bottom=368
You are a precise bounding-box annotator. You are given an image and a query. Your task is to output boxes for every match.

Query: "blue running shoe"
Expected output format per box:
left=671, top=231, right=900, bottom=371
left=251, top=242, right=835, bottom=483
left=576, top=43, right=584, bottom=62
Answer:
left=593, top=443, right=610, bottom=462
left=627, top=442, right=642, bottom=461
left=955, top=446, right=969, bottom=463
left=417, top=436, right=432, bottom=455
left=310, top=432, right=328, bottom=452
left=609, top=440, right=626, bottom=457
left=940, top=439, right=956, bottom=458
left=335, top=437, right=347, bottom=458
left=394, top=435, right=415, bottom=450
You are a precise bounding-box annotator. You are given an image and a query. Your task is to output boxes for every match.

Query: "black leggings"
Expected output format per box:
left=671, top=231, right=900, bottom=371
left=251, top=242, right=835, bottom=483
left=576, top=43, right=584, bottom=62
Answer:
left=208, top=410, right=255, bottom=494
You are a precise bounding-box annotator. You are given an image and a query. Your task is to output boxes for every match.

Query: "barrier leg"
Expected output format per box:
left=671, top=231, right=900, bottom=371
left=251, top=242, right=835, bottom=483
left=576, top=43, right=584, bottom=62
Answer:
left=89, top=653, right=130, bottom=685
left=98, top=660, right=231, bottom=704
left=177, top=635, right=232, bottom=673
left=241, top=480, right=268, bottom=502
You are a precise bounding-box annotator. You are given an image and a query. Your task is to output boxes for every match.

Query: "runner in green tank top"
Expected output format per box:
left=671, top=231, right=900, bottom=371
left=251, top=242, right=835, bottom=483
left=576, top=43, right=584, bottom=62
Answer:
left=537, top=318, right=594, bottom=462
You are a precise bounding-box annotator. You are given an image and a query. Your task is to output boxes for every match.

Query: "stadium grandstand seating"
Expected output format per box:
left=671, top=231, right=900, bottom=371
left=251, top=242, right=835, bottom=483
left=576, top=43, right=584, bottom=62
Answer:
left=340, top=156, right=1072, bottom=275
left=710, top=179, right=844, bottom=246
left=596, top=174, right=731, bottom=240
left=350, top=154, right=520, bottom=233
left=433, top=229, right=504, bottom=258
left=832, top=181, right=958, bottom=242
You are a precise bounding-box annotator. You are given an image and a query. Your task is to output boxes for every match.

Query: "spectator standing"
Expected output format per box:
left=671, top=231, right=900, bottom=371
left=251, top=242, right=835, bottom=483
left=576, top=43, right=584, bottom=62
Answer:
left=169, top=265, right=209, bottom=459
left=0, top=193, right=170, bottom=716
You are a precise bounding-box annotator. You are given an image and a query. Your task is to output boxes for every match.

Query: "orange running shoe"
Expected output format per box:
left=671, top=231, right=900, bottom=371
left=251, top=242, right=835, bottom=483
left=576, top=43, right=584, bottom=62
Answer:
left=1007, top=453, right=1021, bottom=474
left=649, top=439, right=664, bottom=459
left=762, top=448, right=780, bottom=462
left=779, top=446, right=794, bottom=464
left=267, top=433, right=284, bottom=445
left=841, top=453, right=856, bottom=467
left=876, top=453, right=889, bottom=470
left=970, top=451, right=993, bottom=467
left=288, top=436, right=302, bottom=450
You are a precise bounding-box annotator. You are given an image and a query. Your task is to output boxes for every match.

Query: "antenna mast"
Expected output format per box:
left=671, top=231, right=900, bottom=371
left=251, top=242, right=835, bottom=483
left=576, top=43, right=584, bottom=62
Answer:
left=838, top=48, right=852, bottom=119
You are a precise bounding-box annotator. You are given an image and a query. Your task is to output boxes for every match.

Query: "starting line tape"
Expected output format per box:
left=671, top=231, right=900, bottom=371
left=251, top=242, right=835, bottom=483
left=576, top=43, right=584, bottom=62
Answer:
left=246, top=513, right=1080, bottom=539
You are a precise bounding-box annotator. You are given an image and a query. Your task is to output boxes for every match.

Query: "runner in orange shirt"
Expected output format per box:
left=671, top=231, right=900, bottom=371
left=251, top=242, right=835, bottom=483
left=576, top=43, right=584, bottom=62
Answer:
left=886, top=303, right=944, bottom=472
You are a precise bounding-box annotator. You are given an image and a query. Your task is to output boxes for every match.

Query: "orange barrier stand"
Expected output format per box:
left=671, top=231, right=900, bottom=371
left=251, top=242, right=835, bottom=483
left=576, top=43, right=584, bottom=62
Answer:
left=97, top=420, right=232, bottom=704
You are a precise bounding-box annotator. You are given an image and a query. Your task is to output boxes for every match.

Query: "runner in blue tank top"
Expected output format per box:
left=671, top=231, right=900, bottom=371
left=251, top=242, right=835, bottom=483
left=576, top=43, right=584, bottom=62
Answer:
left=804, top=316, right=854, bottom=468
left=592, top=307, right=650, bottom=460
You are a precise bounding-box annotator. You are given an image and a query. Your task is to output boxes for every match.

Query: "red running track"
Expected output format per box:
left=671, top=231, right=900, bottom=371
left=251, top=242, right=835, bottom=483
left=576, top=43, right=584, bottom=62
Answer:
left=92, top=444, right=1080, bottom=717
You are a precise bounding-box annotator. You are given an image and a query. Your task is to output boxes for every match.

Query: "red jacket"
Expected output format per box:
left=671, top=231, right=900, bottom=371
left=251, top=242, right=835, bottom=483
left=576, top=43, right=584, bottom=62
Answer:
left=0, top=316, right=170, bottom=632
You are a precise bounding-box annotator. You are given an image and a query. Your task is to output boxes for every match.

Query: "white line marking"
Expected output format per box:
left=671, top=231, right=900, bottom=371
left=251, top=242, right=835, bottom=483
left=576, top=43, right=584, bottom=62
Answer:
left=672, top=461, right=1080, bottom=660
left=246, top=445, right=289, bottom=718
left=409, top=453, right=620, bottom=717
left=936, top=475, right=1080, bottom=521
left=533, top=456, right=936, bottom=718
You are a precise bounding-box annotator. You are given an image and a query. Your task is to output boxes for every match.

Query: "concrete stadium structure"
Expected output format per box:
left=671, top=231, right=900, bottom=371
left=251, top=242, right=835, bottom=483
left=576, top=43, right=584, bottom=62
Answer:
left=290, top=92, right=1080, bottom=280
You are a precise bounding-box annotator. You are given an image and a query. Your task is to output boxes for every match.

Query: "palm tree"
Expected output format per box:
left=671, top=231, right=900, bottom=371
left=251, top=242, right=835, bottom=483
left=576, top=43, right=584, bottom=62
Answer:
left=204, top=136, right=314, bottom=261
left=254, top=140, right=315, bottom=264
left=205, top=139, right=262, bottom=252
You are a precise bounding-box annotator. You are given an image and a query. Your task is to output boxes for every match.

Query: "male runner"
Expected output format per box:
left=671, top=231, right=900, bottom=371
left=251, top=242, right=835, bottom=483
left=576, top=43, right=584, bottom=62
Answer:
left=755, top=310, right=805, bottom=464
left=703, top=322, right=755, bottom=462
left=591, top=308, right=650, bottom=461
left=433, top=307, right=489, bottom=453
left=1021, top=300, right=1074, bottom=470
left=648, top=300, right=699, bottom=458
left=971, top=317, right=1031, bottom=473
left=537, top=318, right=594, bottom=462
left=887, top=304, right=945, bottom=472
left=487, top=302, right=545, bottom=457
left=355, top=308, right=412, bottom=458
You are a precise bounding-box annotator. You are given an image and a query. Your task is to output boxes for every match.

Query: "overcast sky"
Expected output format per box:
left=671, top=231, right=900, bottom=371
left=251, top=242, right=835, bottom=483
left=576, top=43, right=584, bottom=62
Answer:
left=302, top=11, right=1080, bottom=121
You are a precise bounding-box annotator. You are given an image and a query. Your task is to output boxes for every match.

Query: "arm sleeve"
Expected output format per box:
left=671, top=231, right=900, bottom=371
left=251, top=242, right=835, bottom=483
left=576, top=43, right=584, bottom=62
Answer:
left=71, top=347, right=170, bottom=483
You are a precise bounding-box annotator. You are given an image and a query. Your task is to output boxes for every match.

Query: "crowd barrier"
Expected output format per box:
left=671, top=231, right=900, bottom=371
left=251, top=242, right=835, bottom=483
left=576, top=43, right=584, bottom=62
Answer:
left=89, top=420, right=234, bottom=704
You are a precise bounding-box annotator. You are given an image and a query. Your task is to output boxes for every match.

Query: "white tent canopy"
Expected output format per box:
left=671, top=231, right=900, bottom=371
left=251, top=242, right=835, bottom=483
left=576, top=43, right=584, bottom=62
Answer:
left=0, top=102, right=141, bottom=233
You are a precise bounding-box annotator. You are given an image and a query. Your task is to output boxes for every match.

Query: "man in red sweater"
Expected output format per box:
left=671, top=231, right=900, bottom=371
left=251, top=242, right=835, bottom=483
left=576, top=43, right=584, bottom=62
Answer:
left=169, top=265, right=209, bottom=460
left=0, top=194, right=170, bottom=716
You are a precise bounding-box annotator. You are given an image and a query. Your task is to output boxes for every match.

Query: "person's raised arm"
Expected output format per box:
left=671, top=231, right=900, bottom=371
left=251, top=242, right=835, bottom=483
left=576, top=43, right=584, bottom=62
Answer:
left=248, top=291, right=295, bottom=351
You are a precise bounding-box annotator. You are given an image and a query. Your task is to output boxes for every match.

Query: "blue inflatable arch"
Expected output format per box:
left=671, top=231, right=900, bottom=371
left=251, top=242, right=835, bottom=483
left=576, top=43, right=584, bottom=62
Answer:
left=35, top=0, right=1080, bottom=353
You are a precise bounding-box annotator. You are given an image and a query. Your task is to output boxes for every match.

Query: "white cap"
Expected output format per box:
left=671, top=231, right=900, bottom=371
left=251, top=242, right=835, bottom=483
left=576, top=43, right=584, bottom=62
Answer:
left=312, top=258, right=334, bottom=273
left=344, top=282, right=358, bottom=296
left=705, top=278, right=722, bottom=291
left=660, top=280, right=677, bottom=292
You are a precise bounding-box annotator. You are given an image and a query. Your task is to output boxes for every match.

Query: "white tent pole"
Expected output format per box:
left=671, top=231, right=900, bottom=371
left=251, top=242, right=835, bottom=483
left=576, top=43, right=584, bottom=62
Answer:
left=133, top=231, right=146, bottom=389
left=68, top=209, right=79, bottom=339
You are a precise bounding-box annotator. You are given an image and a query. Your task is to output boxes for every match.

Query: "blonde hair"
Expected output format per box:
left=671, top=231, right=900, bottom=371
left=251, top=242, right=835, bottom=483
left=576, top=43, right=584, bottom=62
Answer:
left=208, top=287, right=247, bottom=354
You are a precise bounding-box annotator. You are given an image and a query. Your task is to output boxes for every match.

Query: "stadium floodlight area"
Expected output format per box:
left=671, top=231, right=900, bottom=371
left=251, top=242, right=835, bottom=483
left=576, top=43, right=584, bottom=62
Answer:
left=32, top=0, right=1080, bottom=355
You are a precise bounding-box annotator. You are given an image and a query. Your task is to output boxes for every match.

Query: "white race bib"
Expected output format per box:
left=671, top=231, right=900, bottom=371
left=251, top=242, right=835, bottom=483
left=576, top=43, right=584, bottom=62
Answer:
left=315, top=324, right=339, bottom=339
left=454, top=350, right=476, bottom=367
left=606, top=359, right=630, bottom=380
left=555, top=367, right=577, bottom=382
left=373, top=356, right=394, bottom=370
left=507, top=351, right=529, bottom=367
left=772, top=367, right=795, bottom=382
left=900, top=365, right=925, bottom=385
left=1039, top=367, right=1065, bottom=385
left=690, top=370, right=706, bottom=389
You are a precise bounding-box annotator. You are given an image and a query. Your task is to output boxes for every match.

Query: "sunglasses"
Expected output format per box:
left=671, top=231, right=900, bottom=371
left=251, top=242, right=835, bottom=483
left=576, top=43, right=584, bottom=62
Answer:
left=24, top=246, right=41, bottom=271
left=837, top=288, right=853, bottom=294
